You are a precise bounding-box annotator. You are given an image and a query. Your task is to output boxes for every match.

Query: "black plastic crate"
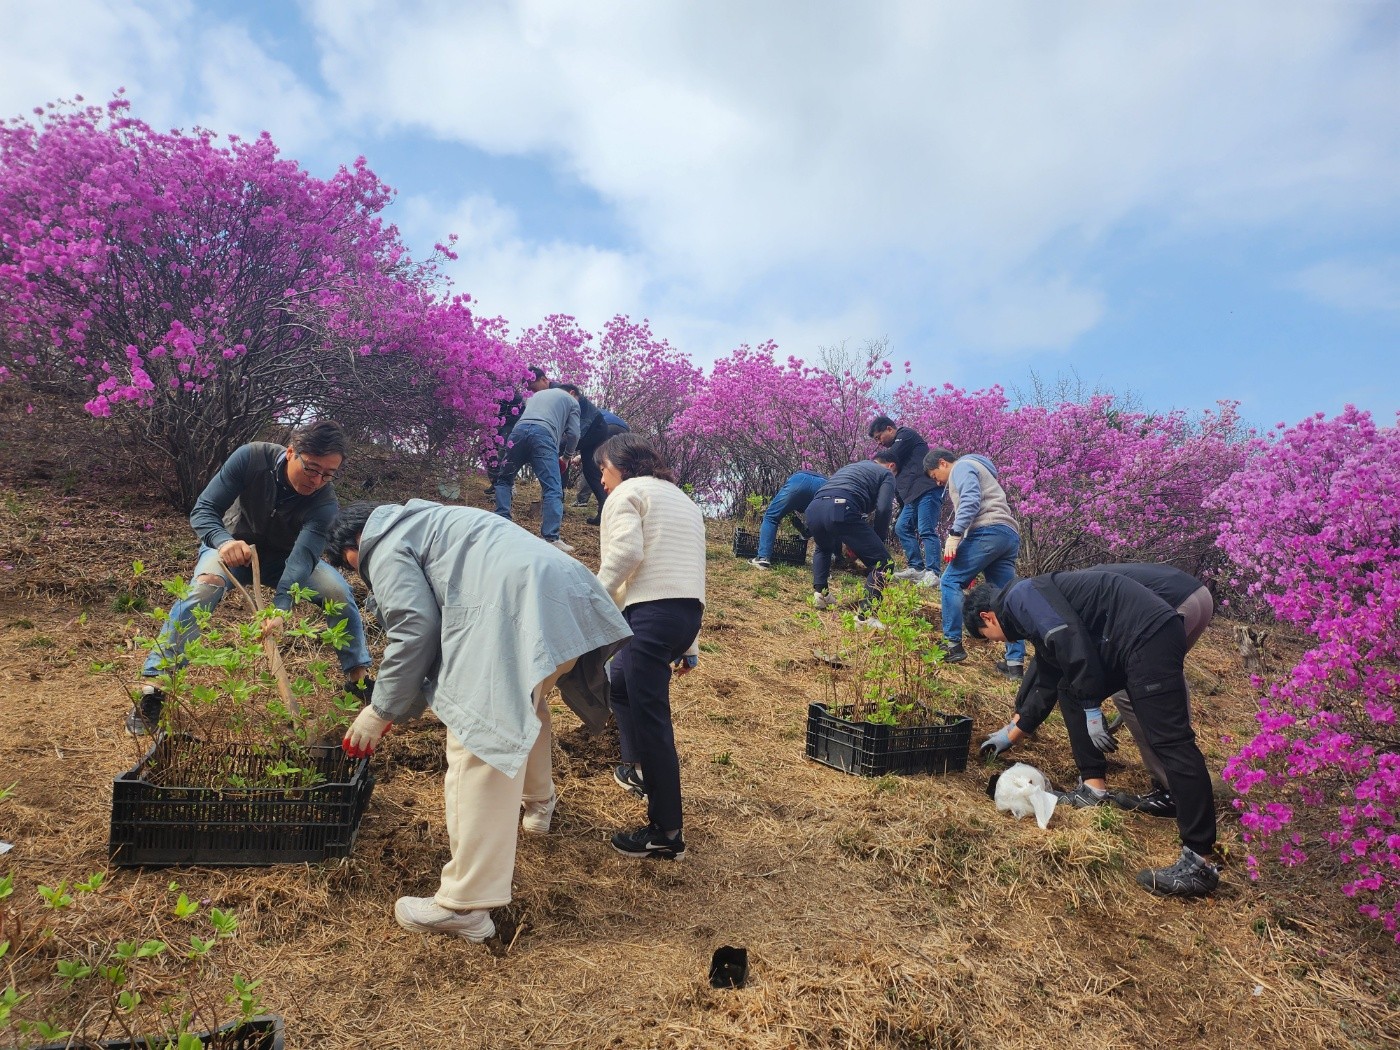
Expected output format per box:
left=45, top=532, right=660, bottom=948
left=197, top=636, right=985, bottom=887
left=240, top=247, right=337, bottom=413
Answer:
left=110, top=737, right=374, bottom=867
left=805, top=702, right=972, bottom=777
left=732, top=526, right=808, bottom=566
left=33, top=1015, right=284, bottom=1050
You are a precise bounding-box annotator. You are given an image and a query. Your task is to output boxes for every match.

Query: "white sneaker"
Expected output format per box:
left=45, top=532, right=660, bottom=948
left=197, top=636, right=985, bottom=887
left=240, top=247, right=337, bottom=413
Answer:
left=749, top=557, right=772, bottom=570
left=394, top=897, right=495, bottom=942
left=549, top=538, right=576, bottom=553
left=892, top=567, right=924, bottom=581
left=855, top=615, right=886, bottom=631
left=813, top=591, right=837, bottom=610
left=917, top=570, right=940, bottom=587
left=521, top=790, right=557, bottom=835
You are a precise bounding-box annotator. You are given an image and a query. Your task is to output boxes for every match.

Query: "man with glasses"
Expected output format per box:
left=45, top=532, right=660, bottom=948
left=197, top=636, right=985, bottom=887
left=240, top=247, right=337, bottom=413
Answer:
left=126, top=420, right=373, bottom=734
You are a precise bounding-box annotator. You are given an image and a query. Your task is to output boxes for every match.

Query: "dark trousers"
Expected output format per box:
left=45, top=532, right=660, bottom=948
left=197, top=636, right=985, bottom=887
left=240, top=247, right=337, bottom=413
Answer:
left=1063, top=617, right=1216, bottom=855
left=577, top=418, right=612, bottom=508
left=609, top=598, right=704, bottom=832
left=806, top=495, right=892, bottom=608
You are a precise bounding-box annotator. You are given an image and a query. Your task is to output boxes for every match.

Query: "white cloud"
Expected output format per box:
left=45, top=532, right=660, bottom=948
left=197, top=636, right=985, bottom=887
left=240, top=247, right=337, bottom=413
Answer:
left=1292, top=257, right=1400, bottom=316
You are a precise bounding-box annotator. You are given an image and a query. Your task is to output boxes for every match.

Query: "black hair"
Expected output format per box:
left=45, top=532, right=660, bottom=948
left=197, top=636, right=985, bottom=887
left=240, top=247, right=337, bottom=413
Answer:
left=963, top=582, right=1002, bottom=639
left=923, top=449, right=956, bottom=473
left=555, top=382, right=581, bottom=395
left=598, top=433, right=675, bottom=483
left=293, top=419, right=349, bottom=459
left=873, top=448, right=899, bottom=466
left=326, top=501, right=381, bottom=570
left=868, top=415, right=896, bottom=438
left=527, top=365, right=546, bottom=382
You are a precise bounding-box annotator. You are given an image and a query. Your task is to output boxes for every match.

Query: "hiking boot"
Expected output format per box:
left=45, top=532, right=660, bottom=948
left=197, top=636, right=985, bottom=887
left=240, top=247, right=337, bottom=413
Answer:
left=941, top=640, right=968, bottom=664
left=521, top=790, right=558, bottom=835
left=1060, top=782, right=1112, bottom=808
left=549, top=538, right=576, bottom=553
left=854, top=615, right=886, bottom=631
left=812, top=591, right=837, bottom=610
left=125, top=684, right=165, bottom=736
left=1113, top=785, right=1177, bottom=818
left=1135, top=847, right=1220, bottom=898
left=613, top=764, right=647, bottom=800
left=749, top=557, right=772, bottom=570
left=611, top=823, right=685, bottom=861
left=394, top=897, right=496, bottom=942
left=917, top=570, right=940, bottom=588
left=892, top=566, right=924, bottom=581
left=995, top=660, right=1024, bottom=680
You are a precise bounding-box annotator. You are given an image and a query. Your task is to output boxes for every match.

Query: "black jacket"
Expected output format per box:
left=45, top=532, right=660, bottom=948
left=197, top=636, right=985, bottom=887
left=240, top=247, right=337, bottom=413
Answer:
left=999, top=570, right=1178, bottom=731
left=885, top=426, right=939, bottom=504
left=1088, top=563, right=1204, bottom=609
left=815, top=462, right=897, bottom=539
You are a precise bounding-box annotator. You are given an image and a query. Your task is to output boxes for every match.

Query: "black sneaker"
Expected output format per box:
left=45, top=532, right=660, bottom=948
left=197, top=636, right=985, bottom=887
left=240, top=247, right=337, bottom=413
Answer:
left=995, top=660, right=1024, bottom=680
left=613, top=764, right=647, bottom=800
left=125, top=684, right=165, bottom=736
left=573, top=496, right=592, bottom=507
left=1059, top=782, right=1112, bottom=808
left=1136, top=847, right=1220, bottom=897
left=585, top=515, right=601, bottom=526
left=942, top=640, right=968, bottom=664
left=611, top=823, right=685, bottom=860
left=346, top=677, right=376, bottom=707
left=1113, top=785, right=1177, bottom=818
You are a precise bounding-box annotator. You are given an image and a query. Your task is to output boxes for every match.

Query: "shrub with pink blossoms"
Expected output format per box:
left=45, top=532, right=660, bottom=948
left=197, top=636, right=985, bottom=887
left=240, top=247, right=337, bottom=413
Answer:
left=1213, top=407, right=1400, bottom=940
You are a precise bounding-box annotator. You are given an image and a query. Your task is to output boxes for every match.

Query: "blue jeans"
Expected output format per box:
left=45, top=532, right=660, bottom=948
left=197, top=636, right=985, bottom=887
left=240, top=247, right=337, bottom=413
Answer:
left=758, top=472, right=825, bottom=560
left=142, top=546, right=372, bottom=678
left=894, top=489, right=942, bottom=571
left=939, top=524, right=1025, bottom=663
left=493, top=422, right=564, bottom=541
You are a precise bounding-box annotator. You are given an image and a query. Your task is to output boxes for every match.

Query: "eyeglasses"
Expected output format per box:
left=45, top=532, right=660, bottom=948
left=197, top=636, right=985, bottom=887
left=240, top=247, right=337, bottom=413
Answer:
left=294, top=450, right=338, bottom=482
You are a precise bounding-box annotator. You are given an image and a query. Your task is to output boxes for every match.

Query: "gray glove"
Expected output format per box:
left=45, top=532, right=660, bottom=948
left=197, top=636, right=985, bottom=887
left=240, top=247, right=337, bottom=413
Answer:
left=1084, top=707, right=1118, bottom=752
left=980, top=724, right=1015, bottom=760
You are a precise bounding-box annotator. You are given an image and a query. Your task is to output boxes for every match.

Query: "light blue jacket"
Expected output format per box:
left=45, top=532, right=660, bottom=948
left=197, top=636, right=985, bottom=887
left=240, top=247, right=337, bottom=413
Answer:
left=357, top=500, right=631, bottom=777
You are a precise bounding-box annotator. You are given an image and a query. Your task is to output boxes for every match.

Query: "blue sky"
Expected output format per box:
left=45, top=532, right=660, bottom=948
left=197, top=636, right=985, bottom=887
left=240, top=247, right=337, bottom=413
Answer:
left=2, top=0, right=1397, bottom=430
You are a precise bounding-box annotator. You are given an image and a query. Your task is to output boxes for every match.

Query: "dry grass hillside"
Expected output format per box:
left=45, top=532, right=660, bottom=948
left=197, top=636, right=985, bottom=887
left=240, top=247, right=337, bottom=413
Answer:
left=0, top=391, right=1394, bottom=1049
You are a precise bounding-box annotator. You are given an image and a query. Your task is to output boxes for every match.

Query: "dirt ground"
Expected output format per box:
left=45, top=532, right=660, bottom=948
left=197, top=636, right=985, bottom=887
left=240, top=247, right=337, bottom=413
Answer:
left=0, top=396, right=1395, bottom=1049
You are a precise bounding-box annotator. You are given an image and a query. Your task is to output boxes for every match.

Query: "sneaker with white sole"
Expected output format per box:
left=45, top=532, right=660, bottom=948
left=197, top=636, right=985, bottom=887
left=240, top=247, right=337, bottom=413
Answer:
left=549, top=538, right=575, bottom=553
left=394, top=897, right=496, bottom=942
left=1060, top=782, right=1112, bottom=808
left=1113, top=785, right=1177, bottom=818
left=749, top=557, right=772, bottom=570
left=611, top=823, right=685, bottom=860
left=854, top=615, right=886, bottom=631
left=1135, top=847, right=1220, bottom=898
left=125, top=684, right=165, bottom=736
left=892, top=566, right=924, bottom=581
left=521, top=790, right=558, bottom=835
left=613, top=763, right=647, bottom=800
left=917, top=570, right=940, bottom=587
left=812, top=591, right=837, bottom=610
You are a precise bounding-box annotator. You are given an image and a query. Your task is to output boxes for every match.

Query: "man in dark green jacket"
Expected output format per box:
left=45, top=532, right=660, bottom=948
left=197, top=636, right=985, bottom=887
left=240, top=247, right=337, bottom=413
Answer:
left=128, top=420, right=371, bottom=734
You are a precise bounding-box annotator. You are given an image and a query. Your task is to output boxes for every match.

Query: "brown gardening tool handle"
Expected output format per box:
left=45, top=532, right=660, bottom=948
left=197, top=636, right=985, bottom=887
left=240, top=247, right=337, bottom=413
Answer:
left=216, top=549, right=300, bottom=721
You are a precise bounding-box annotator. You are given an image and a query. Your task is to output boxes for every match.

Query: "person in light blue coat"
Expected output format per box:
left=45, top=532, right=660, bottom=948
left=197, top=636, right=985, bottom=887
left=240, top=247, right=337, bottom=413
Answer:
left=751, top=470, right=826, bottom=568
left=327, top=500, right=631, bottom=944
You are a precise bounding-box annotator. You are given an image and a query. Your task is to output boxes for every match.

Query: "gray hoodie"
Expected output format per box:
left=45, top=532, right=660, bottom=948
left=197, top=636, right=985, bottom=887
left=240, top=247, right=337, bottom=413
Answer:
left=357, top=500, right=631, bottom=777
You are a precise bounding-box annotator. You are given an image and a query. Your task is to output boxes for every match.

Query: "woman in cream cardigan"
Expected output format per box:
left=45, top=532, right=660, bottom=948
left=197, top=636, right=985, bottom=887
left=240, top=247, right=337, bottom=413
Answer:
left=595, top=433, right=706, bottom=860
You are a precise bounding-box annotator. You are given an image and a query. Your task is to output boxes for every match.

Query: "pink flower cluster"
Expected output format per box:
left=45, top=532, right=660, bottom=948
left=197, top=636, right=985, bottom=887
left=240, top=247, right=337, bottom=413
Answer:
left=1213, top=407, right=1400, bottom=940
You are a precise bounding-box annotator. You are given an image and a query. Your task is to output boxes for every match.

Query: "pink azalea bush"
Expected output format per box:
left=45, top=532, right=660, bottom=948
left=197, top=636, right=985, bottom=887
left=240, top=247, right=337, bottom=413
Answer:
left=0, top=95, right=511, bottom=506
left=1213, top=407, right=1400, bottom=940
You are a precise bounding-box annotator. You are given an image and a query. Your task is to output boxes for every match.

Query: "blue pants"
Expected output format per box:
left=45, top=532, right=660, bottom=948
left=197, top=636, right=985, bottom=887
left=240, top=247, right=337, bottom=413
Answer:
left=807, top=495, right=893, bottom=609
left=758, top=472, right=825, bottom=560
left=493, top=422, right=564, bottom=541
left=939, top=524, right=1025, bottom=663
left=142, top=546, right=372, bottom=677
left=609, top=598, right=704, bottom=832
left=894, top=489, right=942, bottom=571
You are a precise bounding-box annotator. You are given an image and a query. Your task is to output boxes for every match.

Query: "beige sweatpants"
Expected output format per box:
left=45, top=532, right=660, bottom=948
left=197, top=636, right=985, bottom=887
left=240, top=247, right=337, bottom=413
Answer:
left=434, top=657, right=577, bottom=911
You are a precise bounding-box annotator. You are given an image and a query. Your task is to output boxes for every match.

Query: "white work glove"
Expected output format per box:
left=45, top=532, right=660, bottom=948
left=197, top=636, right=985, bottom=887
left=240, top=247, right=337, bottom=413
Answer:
left=1084, top=707, right=1118, bottom=753
left=343, top=705, right=392, bottom=757
left=943, top=535, right=961, bottom=564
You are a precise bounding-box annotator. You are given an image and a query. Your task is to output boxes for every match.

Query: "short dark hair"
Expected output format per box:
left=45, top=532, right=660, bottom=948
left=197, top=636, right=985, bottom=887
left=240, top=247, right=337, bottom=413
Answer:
left=555, top=382, right=581, bottom=395
left=527, top=365, right=546, bottom=382
left=963, top=582, right=1002, bottom=639
left=868, top=415, right=896, bottom=438
left=598, top=433, right=675, bottom=484
left=326, top=501, right=381, bottom=570
left=293, top=420, right=349, bottom=459
left=873, top=448, right=899, bottom=466
left=923, top=449, right=956, bottom=473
